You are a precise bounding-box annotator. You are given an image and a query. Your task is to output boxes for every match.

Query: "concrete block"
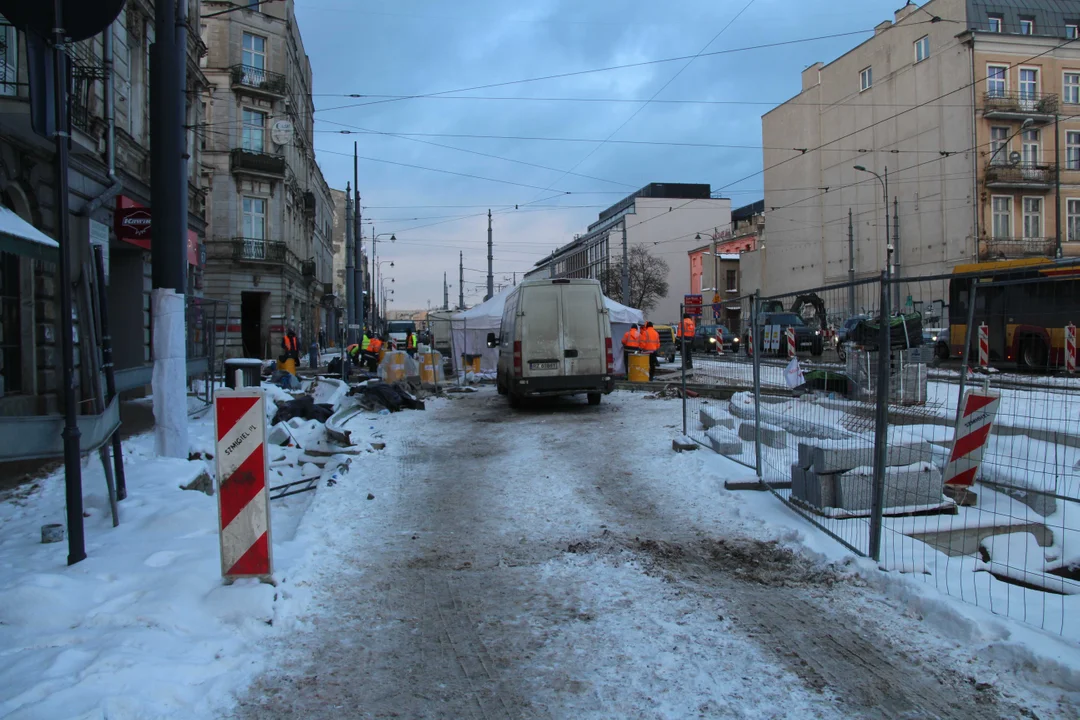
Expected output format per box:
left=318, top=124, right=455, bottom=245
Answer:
left=797, top=443, right=816, bottom=469
left=791, top=464, right=808, bottom=501
left=738, top=419, right=787, bottom=449
left=267, top=424, right=291, bottom=446
left=809, top=441, right=932, bottom=475
left=806, top=471, right=837, bottom=508
left=836, top=463, right=944, bottom=512
left=706, top=427, right=742, bottom=455
left=700, top=405, right=735, bottom=430
left=672, top=435, right=699, bottom=452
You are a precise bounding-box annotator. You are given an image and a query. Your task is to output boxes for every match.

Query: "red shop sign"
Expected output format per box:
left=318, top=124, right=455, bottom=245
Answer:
left=115, top=196, right=152, bottom=249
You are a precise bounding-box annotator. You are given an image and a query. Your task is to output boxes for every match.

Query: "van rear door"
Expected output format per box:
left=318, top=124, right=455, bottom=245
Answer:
left=561, top=284, right=604, bottom=375
left=520, top=284, right=563, bottom=378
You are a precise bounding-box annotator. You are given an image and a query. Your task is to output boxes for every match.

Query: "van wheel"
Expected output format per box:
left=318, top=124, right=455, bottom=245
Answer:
left=587, top=393, right=601, bottom=406
left=508, top=392, right=522, bottom=409
left=496, top=373, right=507, bottom=395
left=1019, top=337, right=1048, bottom=369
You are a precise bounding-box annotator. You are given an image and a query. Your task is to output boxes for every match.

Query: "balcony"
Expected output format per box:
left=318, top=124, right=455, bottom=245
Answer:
left=302, top=259, right=316, bottom=278
left=302, top=190, right=316, bottom=217
left=230, top=148, right=286, bottom=178
left=982, top=91, right=1058, bottom=121
left=984, top=163, right=1056, bottom=189
left=980, top=237, right=1057, bottom=261
left=214, top=237, right=290, bottom=264
left=229, top=64, right=287, bottom=97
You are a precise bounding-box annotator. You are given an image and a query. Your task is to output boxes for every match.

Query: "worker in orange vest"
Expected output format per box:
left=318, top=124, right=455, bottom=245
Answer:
left=367, top=336, right=384, bottom=372
left=676, top=313, right=696, bottom=370
left=621, top=324, right=641, bottom=375
left=640, top=322, right=661, bottom=380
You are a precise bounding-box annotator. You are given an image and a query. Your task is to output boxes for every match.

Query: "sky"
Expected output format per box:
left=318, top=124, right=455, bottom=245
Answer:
left=295, top=0, right=911, bottom=310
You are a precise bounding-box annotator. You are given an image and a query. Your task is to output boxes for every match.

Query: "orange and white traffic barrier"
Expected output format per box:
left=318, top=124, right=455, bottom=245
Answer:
left=978, top=322, right=989, bottom=369
left=786, top=326, right=796, bottom=358
left=943, top=391, right=1000, bottom=487
left=214, top=388, right=273, bottom=580
left=1067, top=323, right=1077, bottom=374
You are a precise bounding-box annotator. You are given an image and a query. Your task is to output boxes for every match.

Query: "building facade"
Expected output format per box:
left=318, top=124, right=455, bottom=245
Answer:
left=201, top=0, right=334, bottom=359
left=0, top=2, right=208, bottom=415
left=528, top=183, right=731, bottom=321
left=754, top=0, right=1080, bottom=308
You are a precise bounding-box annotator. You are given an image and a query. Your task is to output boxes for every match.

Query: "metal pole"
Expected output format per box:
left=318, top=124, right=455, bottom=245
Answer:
left=621, top=219, right=630, bottom=306
left=344, top=183, right=353, bottom=331
left=869, top=271, right=891, bottom=562
left=353, top=145, right=363, bottom=335
left=712, top=227, right=719, bottom=308
left=883, top=167, right=891, bottom=287
left=751, top=291, right=763, bottom=481
left=680, top=303, right=688, bottom=436
left=486, top=209, right=493, bottom=301
left=459, top=251, right=464, bottom=309
left=848, top=208, right=856, bottom=316
left=150, top=0, right=184, bottom=293
left=893, top=196, right=901, bottom=310
left=956, top=278, right=979, bottom=424
left=93, top=245, right=127, bottom=501
left=1056, top=112, right=1064, bottom=259
left=52, top=0, right=85, bottom=564
left=443, top=272, right=448, bottom=310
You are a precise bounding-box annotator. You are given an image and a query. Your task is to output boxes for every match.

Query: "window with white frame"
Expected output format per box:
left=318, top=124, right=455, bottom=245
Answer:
left=1068, top=24, right=1079, bottom=39
left=241, top=108, right=266, bottom=152
left=988, top=14, right=1003, bottom=32
left=1019, top=68, right=1038, bottom=103
left=1068, top=132, right=1080, bottom=170
left=1068, top=198, right=1080, bottom=241
left=987, top=65, right=1007, bottom=97
left=1020, top=17, right=1035, bottom=35
left=1023, top=197, right=1042, bottom=238
left=242, top=32, right=266, bottom=70
left=242, top=196, right=266, bottom=240
left=990, top=126, right=1010, bottom=164
left=914, top=35, right=930, bottom=63
left=991, top=196, right=1012, bottom=238
left=859, top=66, right=872, bottom=91
left=1022, top=129, right=1041, bottom=166
left=1066, top=72, right=1080, bottom=103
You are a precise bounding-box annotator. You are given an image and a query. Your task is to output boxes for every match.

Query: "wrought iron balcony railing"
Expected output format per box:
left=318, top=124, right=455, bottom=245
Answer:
left=984, top=163, right=1056, bottom=187
left=981, top=236, right=1057, bottom=260
left=229, top=64, right=287, bottom=96
left=982, top=91, right=1058, bottom=117
left=230, top=148, right=286, bottom=176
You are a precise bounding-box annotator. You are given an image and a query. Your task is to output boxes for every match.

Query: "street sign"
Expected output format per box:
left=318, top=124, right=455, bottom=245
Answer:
left=214, top=389, right=273, bottom=580
left=943, top=391, right=1000, bottom=487
left=684, top=294, right=703, bottom=317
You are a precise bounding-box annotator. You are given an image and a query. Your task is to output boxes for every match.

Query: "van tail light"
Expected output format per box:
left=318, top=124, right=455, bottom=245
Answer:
left=513, top=341, right=522, bottom=375
left=605, top=337, right=614, bottom=374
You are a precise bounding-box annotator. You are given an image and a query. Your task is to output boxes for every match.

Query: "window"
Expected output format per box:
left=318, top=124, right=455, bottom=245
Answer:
left=0, top=251, right=21, bottom=393
left=988, top=14, right=1003, bottom=32
left=990, top=126, right=1010, bottom=164
left=242, top=196, right=266, bottom=240
left=1022, top=128, right=1040, bottom=165
left=726, top=269, right=738, bottom=292
left=0, top=19, right=16, bottom=96
left=1068, top=24, right=1079, bottom=39
left=1023, top=197, right=1042, bottom=238
left=1066, top=73, right=1080, bottom=104
left=914, top=35, right=930, bottom=63
left=242, top=32, right=266, bottom=70
left=241, top=108, right=265, bottom=152
left=1020, top=17, right=1034, bottom=35
left=1069, top=199, right=1080, bottom=242
left=859, top=66, right=872, bottom=91
left=987, top=65, right=1007, bottom=97
left=1019, top=68, right=1038, bottom=106
left=991, top=196, right=1012, bottom=238
left=1068, top=132, right=1080, bottom=170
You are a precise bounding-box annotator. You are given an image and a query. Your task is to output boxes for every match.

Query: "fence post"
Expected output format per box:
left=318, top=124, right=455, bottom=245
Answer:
left=752, top=291, right=763, bottom=481
left=955, top=279, right=979, bottom=424
left=680, top=302, right=688, bottom=436
left=869, top=272, right=891, bottom=562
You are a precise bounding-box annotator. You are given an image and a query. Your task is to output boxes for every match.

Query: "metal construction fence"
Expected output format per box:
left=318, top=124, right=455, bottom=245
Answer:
left=681, top=261, right=1080, bottom=637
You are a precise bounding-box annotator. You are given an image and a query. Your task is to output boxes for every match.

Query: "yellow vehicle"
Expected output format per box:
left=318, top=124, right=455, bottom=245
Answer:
left=654, top=324, right=678, bottom=363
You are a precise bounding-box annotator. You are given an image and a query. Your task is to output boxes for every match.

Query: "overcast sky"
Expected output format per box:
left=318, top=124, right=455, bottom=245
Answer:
left=296, top=0, right=906, bottom=310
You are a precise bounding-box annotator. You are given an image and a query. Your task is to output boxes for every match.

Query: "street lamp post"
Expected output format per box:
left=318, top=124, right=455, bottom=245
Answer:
left=853, top=165, right=893, bottom=307
left=370, top=230, right=395, bottom=331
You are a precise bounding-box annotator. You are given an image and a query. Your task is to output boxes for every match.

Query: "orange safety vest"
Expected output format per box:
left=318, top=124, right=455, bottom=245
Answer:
left=676, top=318, right=695, bottom=339
left=346, top=343, right=360, bottom=358
left=622, top=328, right=640, bottom=350
left=284, top=336, right=298, bottom=351
left=369, top=338, right=383, bottom=354
left=641, top=327, right=660, bottom=352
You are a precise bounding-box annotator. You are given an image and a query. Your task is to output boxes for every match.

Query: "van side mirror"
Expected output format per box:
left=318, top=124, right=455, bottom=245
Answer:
left=486, top=332, right=499, bottom=348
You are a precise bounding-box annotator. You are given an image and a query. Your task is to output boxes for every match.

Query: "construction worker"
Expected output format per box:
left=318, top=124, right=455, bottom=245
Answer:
left=676, top=313, right=696, bottom=370
left=405, top=330, right=418, bottom=358
left=621, top=323, right=641, bottom=376
left=640, top=321, right=661, bottom=381
left=280, top=329, right=300, bottom=375
left=367, top=335, right=383, bottom=372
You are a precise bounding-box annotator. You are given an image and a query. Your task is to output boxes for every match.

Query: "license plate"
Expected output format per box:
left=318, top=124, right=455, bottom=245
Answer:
left=530, top=361, right=559, bottom=370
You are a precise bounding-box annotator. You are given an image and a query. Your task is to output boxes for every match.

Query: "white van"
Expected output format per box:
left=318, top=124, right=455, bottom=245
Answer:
left=489, top=278, right=614, bottom=406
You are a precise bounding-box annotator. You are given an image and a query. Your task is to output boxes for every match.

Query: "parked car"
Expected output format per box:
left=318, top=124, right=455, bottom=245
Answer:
left=691, top=324, right=738, bottom=353
left=923, top=327, right=950, bottom=360
left=491, top=278, right=614, bottom=407
left=744, top=312, right=824, bottom=356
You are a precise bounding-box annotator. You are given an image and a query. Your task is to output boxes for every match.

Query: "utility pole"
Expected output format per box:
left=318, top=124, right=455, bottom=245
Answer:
left=848, top=208, right=856, bottom=317
left=150, top=0, right=188, bottom=459
left=443, top=272, right=449, bottom=310
left=621, top=219, right=630, bottom=306
left=513, top=272, right=517, bottom=286
left=892, top=197, right=901, bottom=310
left=459, top=252, right=465, bottom=310
left=711, top=226, right=719, bottom=315
left=344, top=182, right=354, bottom=332
left=353, top=143, right=364, bottom=338
left=486, top=209, right=494, bottom=301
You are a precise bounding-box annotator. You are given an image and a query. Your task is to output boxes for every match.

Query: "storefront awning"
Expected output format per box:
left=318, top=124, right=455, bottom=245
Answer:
left=0, top=206, right=59, bottom=262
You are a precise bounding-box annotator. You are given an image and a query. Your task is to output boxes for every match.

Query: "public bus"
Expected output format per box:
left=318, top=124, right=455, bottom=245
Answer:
left=948, top=257, right=1080, bottom=369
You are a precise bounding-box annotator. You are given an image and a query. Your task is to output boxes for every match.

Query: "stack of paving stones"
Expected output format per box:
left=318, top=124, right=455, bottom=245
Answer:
left=699, top=405, right=742, bottom=454
left=791, top=440, right=944, bottom=512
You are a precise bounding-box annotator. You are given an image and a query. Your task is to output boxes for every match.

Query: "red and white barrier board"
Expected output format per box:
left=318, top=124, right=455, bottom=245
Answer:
left=214, top=389, right=273, bottom=579
left=1067, top=323, right=1077, bottom=374
left=977, top=322, right=989, bottom=369
left=786, top=326, right=796, bottom=358
left=943, top=390, right=1000, bottom=487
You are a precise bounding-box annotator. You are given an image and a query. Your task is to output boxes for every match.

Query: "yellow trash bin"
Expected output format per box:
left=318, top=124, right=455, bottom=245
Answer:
left=628, top=353, right=650, bottom=383
left=420, top=352, right=438, bottom=384
left=276, top=357, right=298, bottom=376
left=461, top=354, right=481, bottom=373
left=382, top=351, right=407, bottom=383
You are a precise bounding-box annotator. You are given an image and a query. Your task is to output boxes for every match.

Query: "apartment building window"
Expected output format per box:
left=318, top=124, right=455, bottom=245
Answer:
left=988, top=14, right=1003, bottom=32
left=1023, top=197, right=1042, bottom=238
left=1066, top=73, right=1080, bottom=103
left=859, top=66, right=872, bottom=91
left=987, top=65, right=1007, bottom=97
left=0, top=19, right=16, bottom=96
left=990, top=126, right=1010, bottom=164
left=242, top=197, right=266, bottom=240
left=914, top=35, right=930, bottom=63
left=0, top=252, right=21, bottom=393
left=1068, top=24, right=1079, bottom=39
left=1022, top=129, right=1041, bottom=166
left=726, top=269, right=738, bottom=293
left=1068, top=199, right=1080, bottom=241
left=1020, top=17, right=1034, bottom=35
left=1068, top=132, right=1080, bottom=170
left=1019, top=68, right=1038, bottom=104
left=241, top=108, right=266, bottom=152
left=242, top=32, right=266, bottom=71
left=991, top=196, right=1012, bottom=238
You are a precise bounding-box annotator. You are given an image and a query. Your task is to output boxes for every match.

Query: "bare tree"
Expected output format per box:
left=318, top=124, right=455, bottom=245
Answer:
left=599, top=245, right=669, bottom=314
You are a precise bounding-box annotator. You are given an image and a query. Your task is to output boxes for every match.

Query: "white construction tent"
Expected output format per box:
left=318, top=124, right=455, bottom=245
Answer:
left=450, top=287, right=645, bottom=375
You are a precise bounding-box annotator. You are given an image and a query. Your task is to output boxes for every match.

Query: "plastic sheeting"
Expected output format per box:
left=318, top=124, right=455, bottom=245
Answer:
left=151, top=289, right=189, bottom=458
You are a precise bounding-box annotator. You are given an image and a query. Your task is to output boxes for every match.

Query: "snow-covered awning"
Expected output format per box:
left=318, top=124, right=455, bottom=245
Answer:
left=0, top=206, right=59, bottom=261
